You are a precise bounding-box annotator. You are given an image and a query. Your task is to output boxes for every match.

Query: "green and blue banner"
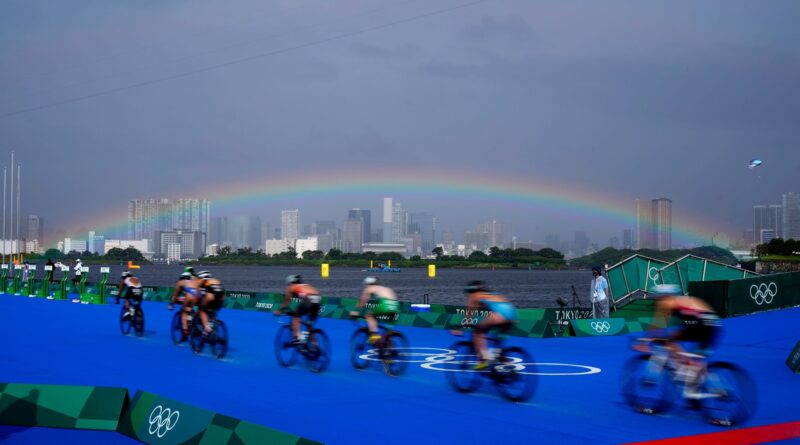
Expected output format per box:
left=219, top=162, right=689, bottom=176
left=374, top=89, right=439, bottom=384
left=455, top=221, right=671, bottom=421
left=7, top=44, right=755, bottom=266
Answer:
left=118, top=390, right=322, bottom=445
left=0, top=383, right=129, bottom=431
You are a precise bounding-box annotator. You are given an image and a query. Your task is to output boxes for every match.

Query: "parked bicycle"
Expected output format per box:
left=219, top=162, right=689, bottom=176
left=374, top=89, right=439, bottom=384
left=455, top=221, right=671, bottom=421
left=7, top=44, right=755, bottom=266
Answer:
left=620, top=337, right=757, bottom=426
left=274, top=311, right=331, bottom=373
left=442, top=329, right=537, bottom=402
left=349, top=314, right=410, bottom=377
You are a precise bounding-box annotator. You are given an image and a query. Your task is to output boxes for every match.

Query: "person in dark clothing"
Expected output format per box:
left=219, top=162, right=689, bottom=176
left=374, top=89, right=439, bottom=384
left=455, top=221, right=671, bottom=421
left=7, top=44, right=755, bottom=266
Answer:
left=46, top=258, right=56, bottom=282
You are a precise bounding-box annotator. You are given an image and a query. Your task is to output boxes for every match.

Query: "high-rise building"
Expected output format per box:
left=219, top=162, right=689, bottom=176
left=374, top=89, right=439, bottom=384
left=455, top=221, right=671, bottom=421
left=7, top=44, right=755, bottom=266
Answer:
left=218, top=216, right=262, bottom=250
left=441, top=230, right=454, bottom=249
left=622, top=229, right=634, bottom=249
left=464, top=230, right=490, bottom=251
left=754, top=205, right=783, bottom=245
left=782, top=193, right=800, bottom=240
left=636, top=199, right=654, bottom=250
left=209, top=217, right=223, bottom=245
left=26, top=215, right=43, bottom=242
left=652, top=198, right=672, bottom=251
left=63, top=238, right=87, bottom=254
left=172, top=199, right=211, bottom=236
left=545, top=233, right=561, bottom=251
left=347, top=209, right=371, bottom=243
left=409, top=212, right=435, bottom=252
left=636, top=198, right=672, bottom=251
left=391, top=202, right=406, bottom=243
left=313, top=220, right=337, bottom=237
left=382, top=198, right=392, bottom=243
left=128, top=199, right=209, bottom=252
left=88, top=231, right=97, bottom=254
left=342, top=218, right=363, bottom=253
left=128, top=199, right=172, bottom=240
left=572, top=231, right=590, bottom=257
left=281, top=209, right=299, bottom=242
left=477, top=221, right=506, bottom=248
left=155, top=230, right=204, bottom=259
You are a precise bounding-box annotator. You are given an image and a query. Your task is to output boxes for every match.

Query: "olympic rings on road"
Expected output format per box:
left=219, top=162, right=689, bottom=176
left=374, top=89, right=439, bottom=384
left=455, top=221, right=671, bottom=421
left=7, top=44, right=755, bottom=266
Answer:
left=357, top=347, right=602, bottom=376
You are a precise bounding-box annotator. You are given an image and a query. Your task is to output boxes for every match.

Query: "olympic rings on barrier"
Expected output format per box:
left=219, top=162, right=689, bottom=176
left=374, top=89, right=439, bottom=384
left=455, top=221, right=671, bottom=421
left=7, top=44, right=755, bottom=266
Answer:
left=590, top=321, right=611, bottom=333
left=148, top=405, right=180, bottom=438
left=749, top=282, right=777, bottom=306
left=357, top=347, right=602, bottom=376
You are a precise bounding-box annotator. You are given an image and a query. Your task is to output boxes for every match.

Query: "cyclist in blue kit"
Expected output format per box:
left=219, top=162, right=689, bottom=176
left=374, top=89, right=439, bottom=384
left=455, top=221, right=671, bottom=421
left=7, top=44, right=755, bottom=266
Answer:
left=453, top=281, right=517, bottom=370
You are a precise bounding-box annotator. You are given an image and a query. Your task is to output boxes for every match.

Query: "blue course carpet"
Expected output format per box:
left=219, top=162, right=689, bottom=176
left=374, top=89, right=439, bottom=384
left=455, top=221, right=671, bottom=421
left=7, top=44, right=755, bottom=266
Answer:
left=0, top=296, right=798, bottom=444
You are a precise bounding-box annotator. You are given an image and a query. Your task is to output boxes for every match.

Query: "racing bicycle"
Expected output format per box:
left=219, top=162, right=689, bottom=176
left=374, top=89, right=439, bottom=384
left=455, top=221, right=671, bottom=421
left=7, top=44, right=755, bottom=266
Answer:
left=274, top=311, right=331, bottom=373
left=620, top=338, right=757, bottom=426
left=189, top=310, right=229, bottom=359
left=349, top=314, right=410, bottom=377
left=169, top=300, right=195, bottom=345
left=119, top=300, right=145, bottom=337
left=442, top=328, right=537, bottom=402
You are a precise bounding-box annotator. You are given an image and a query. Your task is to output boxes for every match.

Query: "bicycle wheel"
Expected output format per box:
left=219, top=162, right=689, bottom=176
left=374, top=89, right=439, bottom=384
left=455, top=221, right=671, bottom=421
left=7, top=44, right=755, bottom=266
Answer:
left=350, top=328, right=372, bottom=370
left=134, top=307, right=145, bottom=337
left=210, top=320, right=229, bottom=359
left=700, top=362, right=757, bottom=426
left=493, top=346, right=536, bottom=402
left=274, top=325, right=298, bottom=367
left=620, top=354, right=675, bottom=415
left=190, top=319, right=205, bottom=355
left=444, top=341, right=483, bottom=394
left=170, top=311, right=185, bottom=344
left=119, top=306, right=132, bottom=335
left=382, top=331, right=410, bottom=377
left=305, top=329, right=332, bottom=373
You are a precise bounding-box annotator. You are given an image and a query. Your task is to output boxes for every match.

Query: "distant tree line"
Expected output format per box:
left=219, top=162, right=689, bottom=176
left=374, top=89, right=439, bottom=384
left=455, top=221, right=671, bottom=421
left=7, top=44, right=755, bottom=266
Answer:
left=26, top=247, right=147, bottom=263
left=570, top=246, right=739, bottom=268
left=755, top=238, right=800, bottom=257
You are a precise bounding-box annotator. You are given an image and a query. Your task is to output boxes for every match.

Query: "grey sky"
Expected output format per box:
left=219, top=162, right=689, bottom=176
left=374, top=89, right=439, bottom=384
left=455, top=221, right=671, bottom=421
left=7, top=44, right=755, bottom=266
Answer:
left=1, top=0, right=798, bottom=246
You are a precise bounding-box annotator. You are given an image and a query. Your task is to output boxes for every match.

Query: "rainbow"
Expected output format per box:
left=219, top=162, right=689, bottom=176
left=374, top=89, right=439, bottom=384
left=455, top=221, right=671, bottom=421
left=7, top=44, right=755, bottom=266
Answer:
left=55, top=168, right=727, bottom=246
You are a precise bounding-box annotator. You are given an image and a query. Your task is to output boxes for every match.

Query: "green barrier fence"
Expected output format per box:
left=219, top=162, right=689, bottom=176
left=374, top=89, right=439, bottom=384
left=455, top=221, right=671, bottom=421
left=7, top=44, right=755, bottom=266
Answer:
left=658, top=255, right=757, bottom=295
left=118, top=390, right=322, bottom=445
left=688, top=272, right=800, bottom=317
left=569, top=318, right=627, bottom=337
left=606, top=255, right=669, bottom=305
left=0, top=383, right=129, bottom=431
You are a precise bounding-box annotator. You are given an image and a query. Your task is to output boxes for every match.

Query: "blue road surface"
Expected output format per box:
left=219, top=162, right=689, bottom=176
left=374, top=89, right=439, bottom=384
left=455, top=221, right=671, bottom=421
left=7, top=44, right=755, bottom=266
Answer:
left=0, top=296, right=798, bottom=444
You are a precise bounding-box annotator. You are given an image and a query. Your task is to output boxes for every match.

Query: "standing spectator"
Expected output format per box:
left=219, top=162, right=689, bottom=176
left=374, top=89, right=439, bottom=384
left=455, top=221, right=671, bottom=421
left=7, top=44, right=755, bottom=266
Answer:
left=46, top=258, right=55, bottom=282
left=71, top=259, right=83, bottom=303
left=590, top=266, right=609, bottom=319
left=21, top=261, right=30, bottom=294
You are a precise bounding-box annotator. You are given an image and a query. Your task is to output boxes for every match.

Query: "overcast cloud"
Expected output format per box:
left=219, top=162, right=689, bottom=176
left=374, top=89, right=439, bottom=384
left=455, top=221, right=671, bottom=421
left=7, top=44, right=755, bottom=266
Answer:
left=1, top=0, right=798, bottom=246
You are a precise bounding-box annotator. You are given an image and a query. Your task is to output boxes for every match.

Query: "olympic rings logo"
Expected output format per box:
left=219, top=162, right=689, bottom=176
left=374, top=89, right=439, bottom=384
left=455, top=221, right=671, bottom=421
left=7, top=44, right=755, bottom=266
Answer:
left=749, top=282, right=777, bottom=306
left=358, top=347, right=602, bottom=376
left=148, top=405, right=179, bottom=438
left=648, top=267, right=660, bottom=284
left=590, top=321, right=611, bottom=333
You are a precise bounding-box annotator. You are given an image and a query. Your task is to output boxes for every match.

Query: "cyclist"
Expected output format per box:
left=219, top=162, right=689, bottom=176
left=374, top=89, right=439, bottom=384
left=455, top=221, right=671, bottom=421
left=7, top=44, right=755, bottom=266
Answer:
left=168, top=271, right=202, bottom=340
left=117, top=271, right=143, bottom=316
left=452, top=281, right=517, bottom=370
left=275, top=275, right=321, bottom=344
left=647, top=284, right=721, bottom=399
left=184, top=266, right=197, bottom=278
left=349, top=277, right=400, bottom=344
left=196, top=271, right=225, bottom=337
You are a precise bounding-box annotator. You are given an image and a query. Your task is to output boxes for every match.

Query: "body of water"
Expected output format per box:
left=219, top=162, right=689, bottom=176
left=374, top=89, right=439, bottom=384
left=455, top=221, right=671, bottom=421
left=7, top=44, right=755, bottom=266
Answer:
left=33, top=264, right=595, bottom=308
